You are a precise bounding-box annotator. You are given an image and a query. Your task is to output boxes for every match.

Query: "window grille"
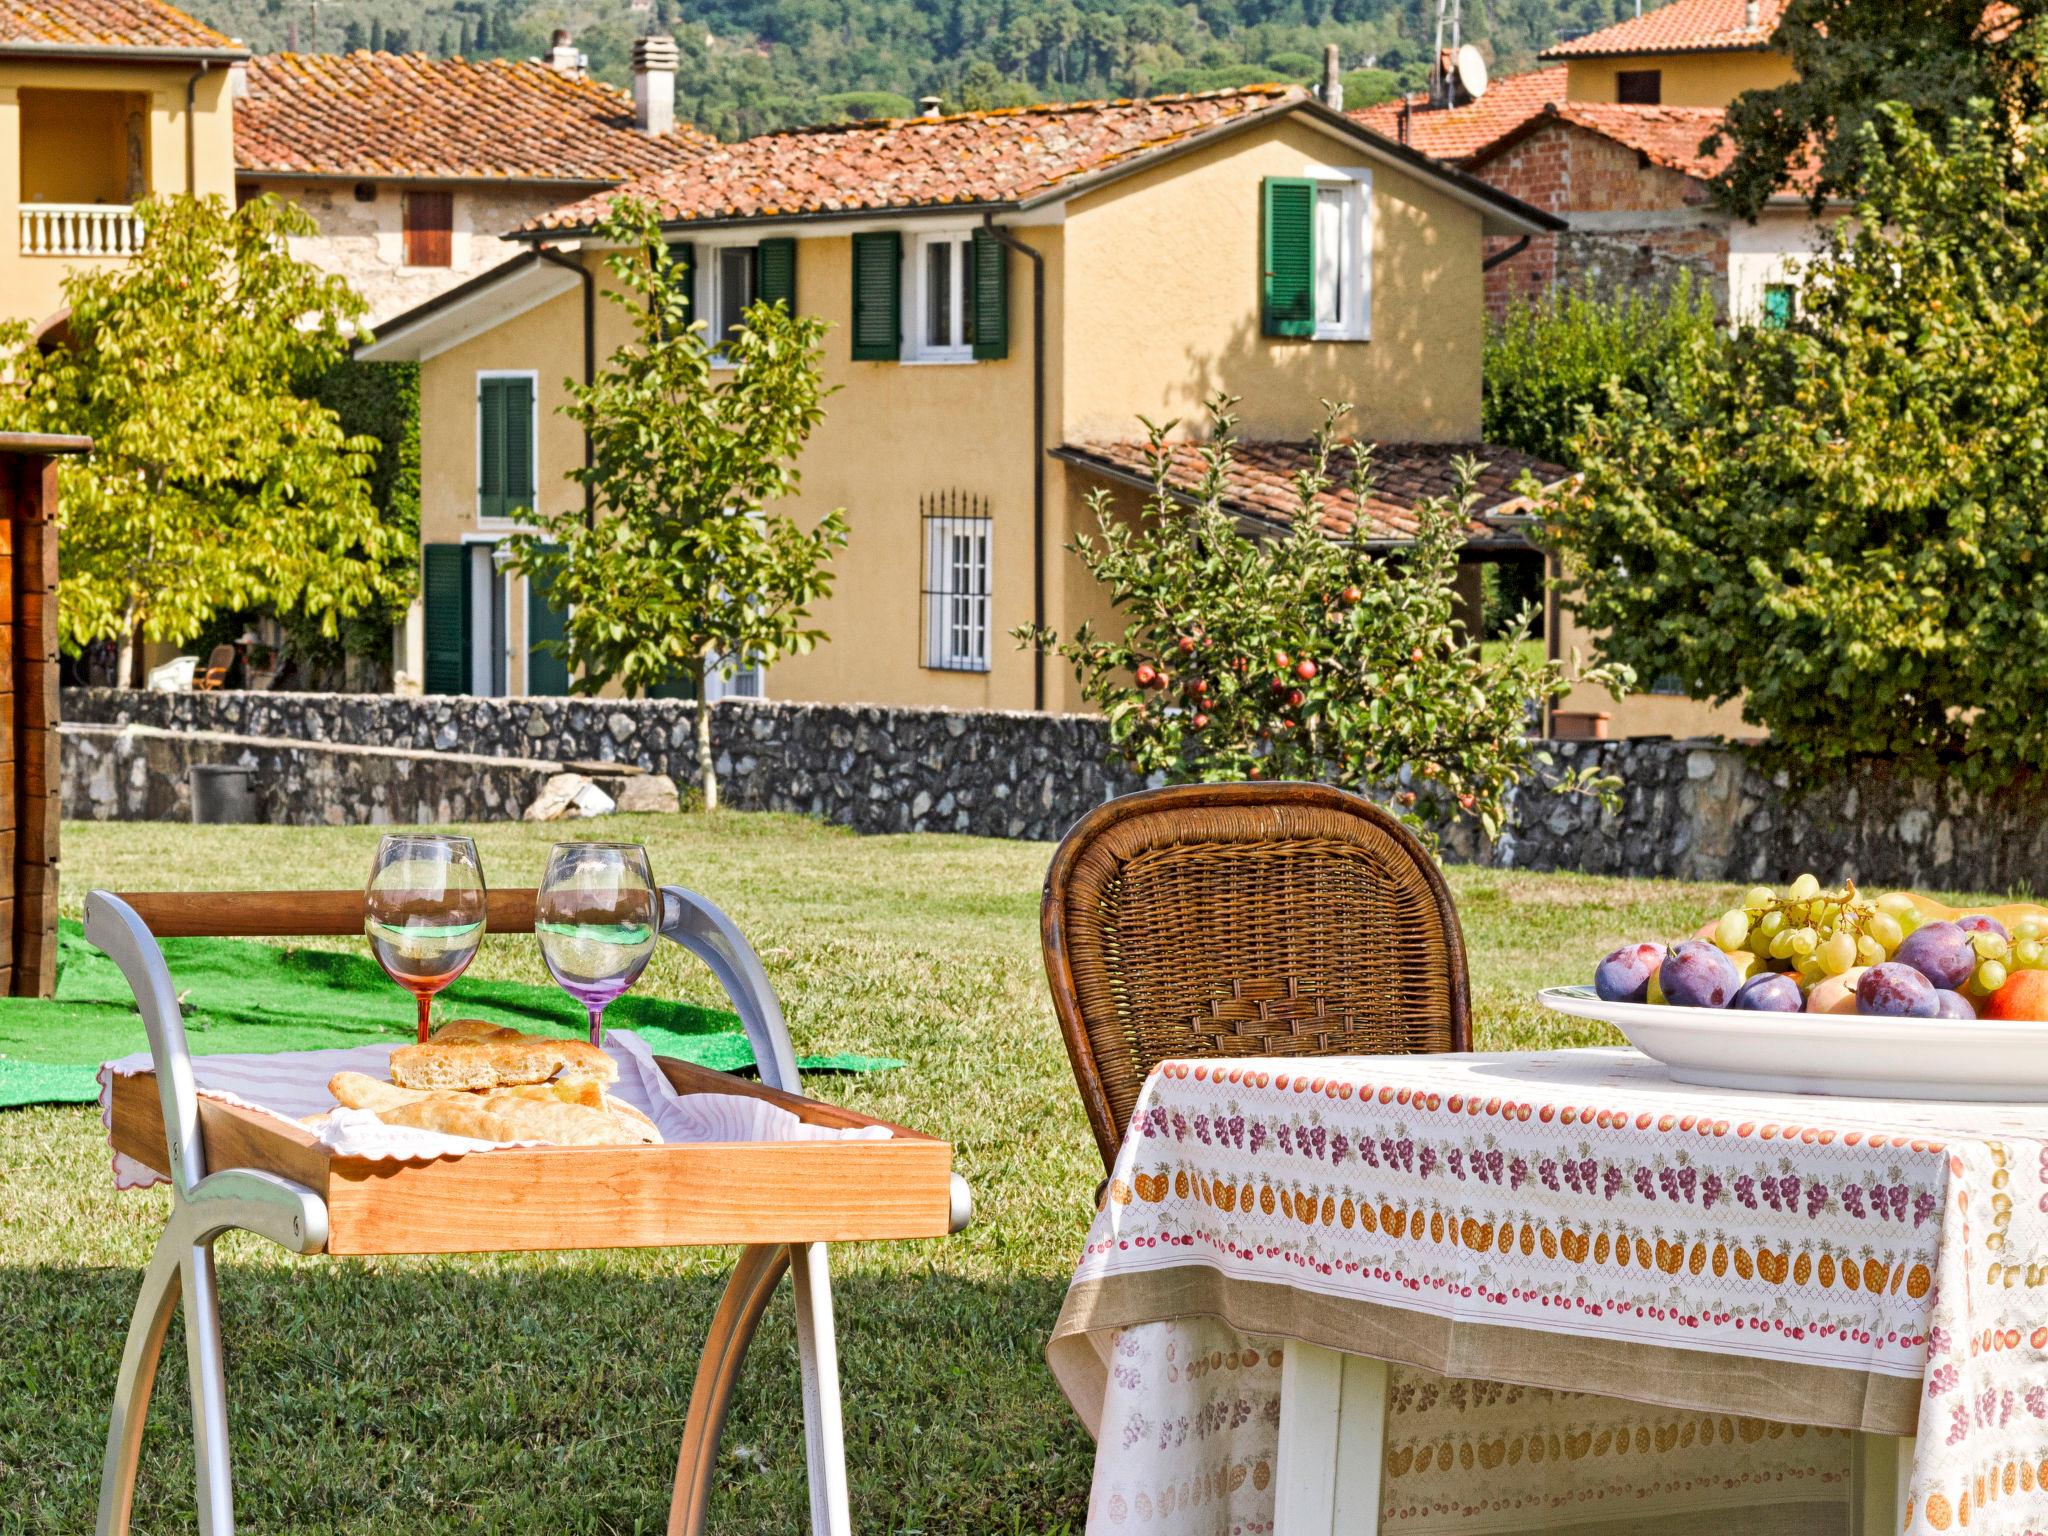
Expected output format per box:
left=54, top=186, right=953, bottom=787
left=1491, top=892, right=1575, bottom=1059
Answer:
left=921, top=491, right=992, bottom=672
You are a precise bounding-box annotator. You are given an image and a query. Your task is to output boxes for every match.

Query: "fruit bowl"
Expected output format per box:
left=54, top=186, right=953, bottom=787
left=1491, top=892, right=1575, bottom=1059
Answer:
left=1538, top=984, right=2048, bottom=1101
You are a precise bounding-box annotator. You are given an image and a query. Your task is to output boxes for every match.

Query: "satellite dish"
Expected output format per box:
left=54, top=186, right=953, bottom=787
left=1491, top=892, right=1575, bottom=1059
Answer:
left=1455, top=44, right=1489, bottom=102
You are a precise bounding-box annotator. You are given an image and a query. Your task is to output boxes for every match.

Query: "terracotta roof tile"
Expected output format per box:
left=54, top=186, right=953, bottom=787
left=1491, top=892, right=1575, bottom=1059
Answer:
left=530, top=84, right=1301, bottom=230
left=1543, top=0, right=1786, bottom=58
left=1350, top=67, right=1567, bottom=164
left=236, top=51, right=715, bottom=182
left=1057, top=438, right=1566, bottom=543
left=0, top=0, right=234, bottom=50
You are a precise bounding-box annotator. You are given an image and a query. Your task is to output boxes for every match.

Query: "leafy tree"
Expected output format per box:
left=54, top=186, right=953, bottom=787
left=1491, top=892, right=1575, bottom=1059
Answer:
left=1025, top=396, right=1626, bottom=841
left=1547, top=106, right=2048, bottom=789
left=1, top=194, right=404, bottom=684
left=509, top=199, right=848, bottom=811
left=1483, top=273, right=1720, bottom=466
left=1709, top=0, right=2048, bottom=217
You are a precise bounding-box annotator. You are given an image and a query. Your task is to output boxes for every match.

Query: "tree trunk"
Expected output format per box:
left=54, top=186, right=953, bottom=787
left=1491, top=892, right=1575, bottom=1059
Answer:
left=116, top=603, right=142, bottom=689
left=695, top=661, right=719, bottom=813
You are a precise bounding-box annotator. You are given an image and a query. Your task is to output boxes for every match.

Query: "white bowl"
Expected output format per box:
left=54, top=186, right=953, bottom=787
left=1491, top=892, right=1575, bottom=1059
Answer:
left=1537, top=984, right=2048, bottom=1101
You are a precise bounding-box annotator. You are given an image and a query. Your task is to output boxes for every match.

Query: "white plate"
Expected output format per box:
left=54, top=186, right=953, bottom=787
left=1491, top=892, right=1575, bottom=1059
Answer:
left=1537, top=984, right=2048, bottom=1101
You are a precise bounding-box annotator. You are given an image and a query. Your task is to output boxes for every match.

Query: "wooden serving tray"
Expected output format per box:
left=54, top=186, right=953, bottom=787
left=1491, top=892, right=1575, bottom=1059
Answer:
left=109, top=1056, right=955, bottom=1257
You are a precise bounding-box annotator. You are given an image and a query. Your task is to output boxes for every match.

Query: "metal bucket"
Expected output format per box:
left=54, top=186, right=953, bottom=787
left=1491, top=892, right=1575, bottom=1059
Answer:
left=190, top=762, right=259, bottom=825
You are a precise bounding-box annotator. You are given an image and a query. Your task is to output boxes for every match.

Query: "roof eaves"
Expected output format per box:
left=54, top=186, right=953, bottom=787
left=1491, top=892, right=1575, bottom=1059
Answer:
left=237, top=168, right=623, bottom=188
left=1048, top=444, right=1536, bottom=549
left=1539, top=37, right=1769, bottom=59
left=0, top=38, right=248, bottom=61
left=351, top=248, right=544, bottom=355
left=509, top=196, right=1028, bottom=244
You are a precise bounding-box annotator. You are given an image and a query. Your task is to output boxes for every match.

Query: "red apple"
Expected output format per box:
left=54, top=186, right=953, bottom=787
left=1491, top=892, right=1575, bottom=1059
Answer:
left=1295, top=659, right=1318, bottom=681
left=1135, top=663, right=1158, bottom=687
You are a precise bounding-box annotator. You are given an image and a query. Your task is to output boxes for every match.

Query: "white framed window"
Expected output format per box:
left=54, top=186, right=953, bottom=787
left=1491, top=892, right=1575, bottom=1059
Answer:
left=905, top=230, right=977, bottom=363
left=705, top=653, right=765, bottom=700
left=1305, top=168, right=1372, bottom=341
left=696, top=242, right=758, bottom=360
left=921, top=492, right=992, bottom=671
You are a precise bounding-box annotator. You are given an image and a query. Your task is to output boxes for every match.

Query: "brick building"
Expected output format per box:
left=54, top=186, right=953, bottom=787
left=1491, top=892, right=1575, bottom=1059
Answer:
left=1353, top=0, right=1826, bottom=324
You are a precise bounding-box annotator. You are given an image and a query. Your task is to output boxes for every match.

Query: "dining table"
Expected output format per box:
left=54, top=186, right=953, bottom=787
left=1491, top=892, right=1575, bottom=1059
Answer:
left=1049, top=1046, right=2048, bottom=1536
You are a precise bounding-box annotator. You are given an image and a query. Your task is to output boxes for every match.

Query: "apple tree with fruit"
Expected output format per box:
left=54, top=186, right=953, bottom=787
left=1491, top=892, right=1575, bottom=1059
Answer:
left=1024, top=396, right=1629, bottom=840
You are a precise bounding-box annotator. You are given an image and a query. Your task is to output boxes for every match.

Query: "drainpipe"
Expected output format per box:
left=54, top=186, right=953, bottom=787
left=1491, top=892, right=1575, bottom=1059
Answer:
left=1482, top=235, right=1532, bottom=272
left=981, top=212, right=1047, bottom=712
left=535, top=245, right=597, bottom=523
left=185, top=61, right=212, bottom=196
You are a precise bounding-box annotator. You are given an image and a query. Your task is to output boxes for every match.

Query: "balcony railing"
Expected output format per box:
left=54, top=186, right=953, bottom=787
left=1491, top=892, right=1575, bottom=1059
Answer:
left=20, top=204, right=144, bottom=258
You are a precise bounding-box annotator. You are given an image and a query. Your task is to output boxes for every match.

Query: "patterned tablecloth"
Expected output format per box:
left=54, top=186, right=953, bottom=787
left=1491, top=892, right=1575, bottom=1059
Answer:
left=1048, top=1049, right=2048, bottom=1536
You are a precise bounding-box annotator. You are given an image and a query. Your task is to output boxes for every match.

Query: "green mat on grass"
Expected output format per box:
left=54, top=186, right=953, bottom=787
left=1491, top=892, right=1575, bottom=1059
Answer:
left=0, top=920, right=901, bottom=1109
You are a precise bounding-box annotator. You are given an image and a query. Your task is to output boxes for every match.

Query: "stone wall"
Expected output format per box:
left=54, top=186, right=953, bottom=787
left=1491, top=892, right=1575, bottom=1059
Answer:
left=1479, top=739, right=2048, bottom=892
left=62, top=690, right=2048, bottom=890
left=62, top=690, right=1142, bottom=842
left=62, top=723, right=653, bottom=827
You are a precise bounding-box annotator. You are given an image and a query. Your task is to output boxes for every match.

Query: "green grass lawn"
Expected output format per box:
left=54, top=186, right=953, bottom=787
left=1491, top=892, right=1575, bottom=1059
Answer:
left=0, top=817, right=1876, bottom=1532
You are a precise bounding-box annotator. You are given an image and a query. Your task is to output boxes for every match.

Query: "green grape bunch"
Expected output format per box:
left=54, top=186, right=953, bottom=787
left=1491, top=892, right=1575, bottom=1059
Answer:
left=1708, top=874, right=2048, bottom=998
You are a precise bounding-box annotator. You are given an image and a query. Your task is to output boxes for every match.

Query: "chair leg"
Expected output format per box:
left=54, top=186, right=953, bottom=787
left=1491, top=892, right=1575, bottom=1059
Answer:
left=668, top=1244, right=791, bottom=1536
left=788, top=1242, right=852, bottom=1536
left=181, top=1241, right=236, bottom=1535
left=97, top=1233, right=183, bottom=1536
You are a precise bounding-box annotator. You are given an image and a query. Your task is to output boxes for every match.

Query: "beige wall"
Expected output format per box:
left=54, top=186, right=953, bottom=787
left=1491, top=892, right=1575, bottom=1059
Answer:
left=1564, top=51, right=1795, bottom=109
left=258, top=177, right=603, bottom=328
left=408, top=234, right=1057, bottom=711
left=1060, top=114, right=1485, bottom=444
left=1549, top=578, right=1757, bottom=740
left=0, top=58, right=235, bottom=327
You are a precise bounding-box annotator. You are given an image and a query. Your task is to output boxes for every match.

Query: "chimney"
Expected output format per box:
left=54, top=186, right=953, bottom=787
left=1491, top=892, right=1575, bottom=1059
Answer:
left=633, top=34, right=679, bottom=135
left=547, top=28, right=585, bottom=77
left=919, top=94, right=943, bottom=118
left=229, top=47, right=250, bottom=98
left=1743, top=0, right=1759, bottom=25
left=1320, top=43, right=1343, bottom=112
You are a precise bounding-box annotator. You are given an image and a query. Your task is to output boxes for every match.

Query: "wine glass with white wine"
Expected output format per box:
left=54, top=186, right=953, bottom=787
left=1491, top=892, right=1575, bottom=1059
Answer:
left=536, top=842, right=659, bottom=1047
left=365, top=833, right=487, bottom=1044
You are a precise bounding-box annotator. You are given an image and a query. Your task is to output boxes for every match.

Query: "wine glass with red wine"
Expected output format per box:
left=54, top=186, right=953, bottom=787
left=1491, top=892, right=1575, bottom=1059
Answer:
left=365, top=833, right=487, bottom=1044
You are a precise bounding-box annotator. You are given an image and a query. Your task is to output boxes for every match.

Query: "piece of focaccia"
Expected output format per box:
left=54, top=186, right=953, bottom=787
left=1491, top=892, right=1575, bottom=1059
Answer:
left=389, top=1019, right=617, bottom=1092
left=374, top=1086, right=660, bottom=1147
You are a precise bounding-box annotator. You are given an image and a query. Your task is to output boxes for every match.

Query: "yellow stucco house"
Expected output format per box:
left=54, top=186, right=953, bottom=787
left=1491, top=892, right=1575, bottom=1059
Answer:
left=359, top=84, right=1564, bottom=714
left=0, top=0, right=241, bottom=330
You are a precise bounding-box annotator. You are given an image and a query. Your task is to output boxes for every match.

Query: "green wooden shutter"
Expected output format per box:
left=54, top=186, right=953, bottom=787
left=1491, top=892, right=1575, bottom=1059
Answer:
left=1261, top=177, right=1316, bottom=339
left=971, top=226, right=1008, bottom=361
left=422, top=543, right=472, bottom=696
left=850, top=231, right=901, bottom=361
left=525, top=546, right=570, bottom=697
left=668, top=240, right=695, bottom=332
left=502, top=376, right=535, bottom=515
left=758, top=237, right=797, bottom=311
left=477, top=377, right=505, bottom=519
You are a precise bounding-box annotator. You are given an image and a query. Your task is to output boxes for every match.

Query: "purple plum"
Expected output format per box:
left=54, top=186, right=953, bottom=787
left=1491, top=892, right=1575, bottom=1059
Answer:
left=1932, top=989, right=1978, bottom=1020
left=1732, top=972, right=1803, bottom=1012
left=1595, top=942, right=1666, bottom=1004
left=1660, top=940, right=1742, bottom=1008
left=1956, top=914, right=2010, bottom=942
left=1856, top=962, right=1939, bottom=1018
left=1893, top=921, right=1975, bottom=990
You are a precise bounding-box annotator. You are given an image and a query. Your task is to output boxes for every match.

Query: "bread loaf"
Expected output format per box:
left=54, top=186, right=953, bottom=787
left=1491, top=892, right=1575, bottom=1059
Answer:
left=388, top=1019, right=617, bottom=1091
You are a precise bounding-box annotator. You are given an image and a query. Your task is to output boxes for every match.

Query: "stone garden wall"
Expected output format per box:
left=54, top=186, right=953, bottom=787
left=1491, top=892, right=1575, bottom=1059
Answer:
left=62, top=690, right=1142, bottom=842
left=59, top=689, right=2048, bottom=891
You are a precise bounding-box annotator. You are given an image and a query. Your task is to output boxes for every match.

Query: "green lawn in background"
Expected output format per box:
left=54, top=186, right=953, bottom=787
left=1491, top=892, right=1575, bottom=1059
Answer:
left=0, top=816, right=1958, bottom=1533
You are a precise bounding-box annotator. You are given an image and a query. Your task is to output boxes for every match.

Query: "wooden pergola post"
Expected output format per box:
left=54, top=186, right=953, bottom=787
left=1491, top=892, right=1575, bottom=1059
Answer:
left=0, top=431, right=87, bottom=997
